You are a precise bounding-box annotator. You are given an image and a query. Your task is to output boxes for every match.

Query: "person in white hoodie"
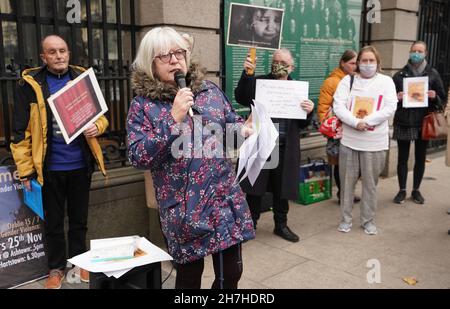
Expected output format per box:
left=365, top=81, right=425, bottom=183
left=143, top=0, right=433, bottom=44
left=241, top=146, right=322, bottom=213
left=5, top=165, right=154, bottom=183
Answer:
left=333, top=46, right=398, bottom=235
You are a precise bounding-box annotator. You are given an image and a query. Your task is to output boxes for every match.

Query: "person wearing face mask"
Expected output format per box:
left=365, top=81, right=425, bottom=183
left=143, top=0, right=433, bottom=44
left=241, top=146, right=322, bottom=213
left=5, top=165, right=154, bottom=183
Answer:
left=333, top=46, right=398, bottom=236
left=318, top=50, right=359, bottom=204
left=234, top=48, right=315, bottom=242
left=392, top=41, right=447, bottom=205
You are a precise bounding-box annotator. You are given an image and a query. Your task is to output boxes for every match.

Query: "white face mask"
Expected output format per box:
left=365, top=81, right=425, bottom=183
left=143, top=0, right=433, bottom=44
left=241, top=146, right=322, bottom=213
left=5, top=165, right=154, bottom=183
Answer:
left=359, top=64, right=377, bottom=78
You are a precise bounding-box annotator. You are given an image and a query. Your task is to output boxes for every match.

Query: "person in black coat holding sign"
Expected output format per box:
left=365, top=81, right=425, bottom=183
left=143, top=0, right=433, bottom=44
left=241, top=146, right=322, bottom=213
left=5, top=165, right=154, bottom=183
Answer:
left=234, top=48, right=314, bottom=242
left=392, top=41, right=447, bottom=205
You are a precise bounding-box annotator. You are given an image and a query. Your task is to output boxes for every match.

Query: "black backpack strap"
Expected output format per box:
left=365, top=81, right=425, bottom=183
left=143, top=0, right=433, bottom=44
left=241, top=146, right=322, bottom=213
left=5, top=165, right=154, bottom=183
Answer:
left=350, top=75, right=355, bottom=91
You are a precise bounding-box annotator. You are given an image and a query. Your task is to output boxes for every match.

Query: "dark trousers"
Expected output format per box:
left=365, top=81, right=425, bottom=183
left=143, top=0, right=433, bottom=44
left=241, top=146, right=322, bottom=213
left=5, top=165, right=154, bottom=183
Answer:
left=175, top=244, right=242, bottom=289
left=42, top=168, right=91, bottom=270
left=397, top=139, right=428, bottom=190
left=245, top=146, right=289, bottom=227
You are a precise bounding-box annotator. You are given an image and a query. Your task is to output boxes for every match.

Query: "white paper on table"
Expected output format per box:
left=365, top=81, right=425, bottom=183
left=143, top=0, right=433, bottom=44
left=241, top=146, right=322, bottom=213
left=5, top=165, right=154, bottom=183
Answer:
left=402, top=76, right=429, bottom=108
left=255, top=79, right=309, bottom=119
left=104, top=268, right=132, bottom=278
left=68, top=237, right=172, bottom=279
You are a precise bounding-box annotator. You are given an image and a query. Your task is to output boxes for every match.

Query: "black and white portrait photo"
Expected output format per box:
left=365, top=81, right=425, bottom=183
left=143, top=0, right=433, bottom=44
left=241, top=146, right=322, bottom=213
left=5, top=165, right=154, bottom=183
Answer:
left=227, top=3, right=284, bottom=50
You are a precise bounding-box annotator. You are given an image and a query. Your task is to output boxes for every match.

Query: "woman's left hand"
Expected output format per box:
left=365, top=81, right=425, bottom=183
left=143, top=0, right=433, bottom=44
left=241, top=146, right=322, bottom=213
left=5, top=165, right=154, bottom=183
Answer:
left=300, top=100, right=315, bottom=114
left=428, top=90, right=436, bottom=99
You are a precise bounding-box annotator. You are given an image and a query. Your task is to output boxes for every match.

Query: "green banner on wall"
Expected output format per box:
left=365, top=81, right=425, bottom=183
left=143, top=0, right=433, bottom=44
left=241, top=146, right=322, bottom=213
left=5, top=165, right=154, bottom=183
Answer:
left=224, top=0, right=363, bottom=120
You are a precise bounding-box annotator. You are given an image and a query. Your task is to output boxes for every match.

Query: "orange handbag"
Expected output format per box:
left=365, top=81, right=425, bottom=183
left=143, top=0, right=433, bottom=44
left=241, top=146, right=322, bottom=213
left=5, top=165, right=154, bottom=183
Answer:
left=421, top=111, right=447, bottom=140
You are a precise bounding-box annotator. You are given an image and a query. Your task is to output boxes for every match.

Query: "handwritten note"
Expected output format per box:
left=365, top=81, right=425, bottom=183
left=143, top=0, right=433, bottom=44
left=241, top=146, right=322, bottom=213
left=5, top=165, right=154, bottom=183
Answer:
left=255, top=79, right=309, bottom=119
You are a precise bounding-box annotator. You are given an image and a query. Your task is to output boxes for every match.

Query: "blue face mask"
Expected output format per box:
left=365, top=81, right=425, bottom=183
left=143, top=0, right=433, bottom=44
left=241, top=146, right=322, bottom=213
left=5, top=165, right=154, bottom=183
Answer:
left=410, top=52, right=425, bottom=64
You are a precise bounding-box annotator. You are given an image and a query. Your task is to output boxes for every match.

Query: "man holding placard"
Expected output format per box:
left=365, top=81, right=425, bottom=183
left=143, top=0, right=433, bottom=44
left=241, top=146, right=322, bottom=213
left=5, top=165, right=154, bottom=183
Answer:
left=235, top=48, right=314, bottom=242
left=392, top=41, right=447, bottom=205
left=10, top=35, right=108, bottom=289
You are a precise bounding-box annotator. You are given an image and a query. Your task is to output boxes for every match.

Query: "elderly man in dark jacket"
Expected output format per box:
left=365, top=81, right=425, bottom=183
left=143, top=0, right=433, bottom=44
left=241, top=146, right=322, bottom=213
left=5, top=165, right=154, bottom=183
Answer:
left=234, top=48, right=314, bottom=242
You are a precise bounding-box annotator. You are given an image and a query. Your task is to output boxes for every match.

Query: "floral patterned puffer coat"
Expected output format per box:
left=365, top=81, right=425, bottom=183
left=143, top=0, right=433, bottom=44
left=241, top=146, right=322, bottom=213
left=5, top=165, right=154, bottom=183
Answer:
left=126, top=63, right=255, bottom=264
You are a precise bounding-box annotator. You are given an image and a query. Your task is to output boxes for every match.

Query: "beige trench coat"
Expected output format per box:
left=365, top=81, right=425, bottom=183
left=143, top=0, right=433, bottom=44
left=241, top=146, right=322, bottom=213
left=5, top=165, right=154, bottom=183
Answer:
left=446, top=89, right=450, bottom=166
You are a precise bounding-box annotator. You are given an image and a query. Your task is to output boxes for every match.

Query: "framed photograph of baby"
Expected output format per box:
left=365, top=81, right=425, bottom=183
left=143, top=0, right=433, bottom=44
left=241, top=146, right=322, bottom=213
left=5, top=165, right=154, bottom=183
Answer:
left=227, top=3, right=284, bottom=50
left=47, top=68, right=108, bottom=144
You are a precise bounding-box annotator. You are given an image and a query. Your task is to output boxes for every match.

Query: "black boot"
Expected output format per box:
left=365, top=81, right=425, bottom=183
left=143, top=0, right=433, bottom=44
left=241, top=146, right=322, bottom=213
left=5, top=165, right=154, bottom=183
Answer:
left=274, top=225, right=299, bottom=242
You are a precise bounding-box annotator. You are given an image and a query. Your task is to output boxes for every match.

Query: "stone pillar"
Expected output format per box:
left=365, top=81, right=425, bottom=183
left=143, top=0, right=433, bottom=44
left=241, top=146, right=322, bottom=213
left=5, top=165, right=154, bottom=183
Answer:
left=136, top=0, right=221, bottom=85
left=370, top=0, right=421, bottom=177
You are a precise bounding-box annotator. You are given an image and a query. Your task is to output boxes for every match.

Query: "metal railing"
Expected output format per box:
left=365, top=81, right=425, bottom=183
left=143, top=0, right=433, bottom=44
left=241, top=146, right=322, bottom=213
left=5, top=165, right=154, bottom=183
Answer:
left=0, top=0, right=139, bottom=167
left=418, top=0, right=449, bottom=152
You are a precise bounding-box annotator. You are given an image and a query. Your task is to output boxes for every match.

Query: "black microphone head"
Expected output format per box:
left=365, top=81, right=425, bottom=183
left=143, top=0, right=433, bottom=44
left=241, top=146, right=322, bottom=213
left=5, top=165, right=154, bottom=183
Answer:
left=174, top=71, right=187, bottom=89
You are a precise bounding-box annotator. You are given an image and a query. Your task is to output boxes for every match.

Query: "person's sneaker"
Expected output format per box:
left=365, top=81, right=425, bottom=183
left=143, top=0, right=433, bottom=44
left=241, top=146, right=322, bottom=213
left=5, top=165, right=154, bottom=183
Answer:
left=411, top=190, right=425, bottom=204
left=45, top=269, right=65, bottom=289
left=337, top=222, right=352, bottom=233
left=273, top=225, right=300, bottom=242
left=80, top=268, right=89, bottom=283
left=393, top=190, right=406, bottom=204
left=363, top=222, right=378, bottom=235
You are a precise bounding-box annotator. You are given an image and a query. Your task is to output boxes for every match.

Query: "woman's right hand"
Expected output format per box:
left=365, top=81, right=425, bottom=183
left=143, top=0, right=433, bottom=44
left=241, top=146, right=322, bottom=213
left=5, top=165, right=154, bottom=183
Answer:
left=397, top=92, right=403, bottom=101
left=171, top=88, right=194, bottom=123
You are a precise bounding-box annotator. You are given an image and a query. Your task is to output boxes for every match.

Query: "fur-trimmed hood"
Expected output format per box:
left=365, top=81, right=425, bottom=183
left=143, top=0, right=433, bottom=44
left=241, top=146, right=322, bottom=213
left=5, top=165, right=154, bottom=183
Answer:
left=131, top=61, right=206, bottom=101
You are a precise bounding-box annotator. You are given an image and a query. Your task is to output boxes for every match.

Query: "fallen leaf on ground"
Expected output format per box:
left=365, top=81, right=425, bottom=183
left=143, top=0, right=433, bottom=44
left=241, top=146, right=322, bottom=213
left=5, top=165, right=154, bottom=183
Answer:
left=403, top=277, right=418, bottom=285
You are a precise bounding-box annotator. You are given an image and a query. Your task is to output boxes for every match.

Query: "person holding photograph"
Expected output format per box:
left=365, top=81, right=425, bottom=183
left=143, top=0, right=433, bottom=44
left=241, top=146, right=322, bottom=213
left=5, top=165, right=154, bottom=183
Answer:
left=234, top=48, right=314, bottom=242
left=126, top=27, right=255, bottom=289
left=392, top=41, right=447, bottom=204
left=10, top=35, right=108, bottom=289
left=333, top=46, right=398, bottom=235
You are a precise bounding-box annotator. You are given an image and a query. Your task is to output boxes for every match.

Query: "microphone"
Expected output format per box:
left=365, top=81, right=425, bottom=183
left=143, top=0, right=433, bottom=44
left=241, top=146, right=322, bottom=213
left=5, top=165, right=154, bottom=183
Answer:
left=174, top=71, right=193, bottom=117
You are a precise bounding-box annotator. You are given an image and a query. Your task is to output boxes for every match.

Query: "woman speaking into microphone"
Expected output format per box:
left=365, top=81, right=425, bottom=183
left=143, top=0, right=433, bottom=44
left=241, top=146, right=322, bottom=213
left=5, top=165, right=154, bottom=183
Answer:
left=126, top=27, right=255, bottom=289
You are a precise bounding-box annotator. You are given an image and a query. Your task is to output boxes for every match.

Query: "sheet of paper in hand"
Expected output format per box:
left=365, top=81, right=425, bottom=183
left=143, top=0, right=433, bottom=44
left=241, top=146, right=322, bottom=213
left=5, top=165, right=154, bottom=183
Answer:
left=47, top=68, right=108, bottom=144
left=255, top=79, right=309, bottom=119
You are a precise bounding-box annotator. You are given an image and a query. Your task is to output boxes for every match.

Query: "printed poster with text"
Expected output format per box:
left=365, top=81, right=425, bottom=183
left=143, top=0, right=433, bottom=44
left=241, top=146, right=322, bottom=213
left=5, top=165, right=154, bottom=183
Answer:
left=0, top=166, right=47, bottom=288
left=224, top=0, right=363, bottom=128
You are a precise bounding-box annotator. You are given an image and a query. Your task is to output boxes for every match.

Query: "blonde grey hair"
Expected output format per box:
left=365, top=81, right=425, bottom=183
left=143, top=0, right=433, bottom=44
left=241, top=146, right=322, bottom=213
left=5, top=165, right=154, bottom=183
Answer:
left=132, top=27, right=191, bottom=80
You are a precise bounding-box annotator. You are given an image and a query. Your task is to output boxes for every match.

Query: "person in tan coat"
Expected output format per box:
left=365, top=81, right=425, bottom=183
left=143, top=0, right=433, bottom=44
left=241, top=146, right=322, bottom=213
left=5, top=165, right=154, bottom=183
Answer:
left=446, top=88, right=450, bottom=168
left=446, top=89, right=450, bottom=235
left=318, top=50, right=357, bottom=203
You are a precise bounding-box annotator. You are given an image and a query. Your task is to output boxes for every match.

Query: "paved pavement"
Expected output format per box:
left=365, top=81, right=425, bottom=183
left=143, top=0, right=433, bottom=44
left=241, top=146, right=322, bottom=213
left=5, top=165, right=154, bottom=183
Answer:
left=15, top=153, right=450, bottom=289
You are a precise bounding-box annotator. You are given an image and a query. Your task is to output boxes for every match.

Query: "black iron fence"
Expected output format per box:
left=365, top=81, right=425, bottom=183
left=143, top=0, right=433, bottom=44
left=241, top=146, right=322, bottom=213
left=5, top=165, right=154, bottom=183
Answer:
left=418, top=0, right=450, bottom=92
left=418, top=0, right=449, bottom=152
left=0, top=0, right=139, bottom=167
